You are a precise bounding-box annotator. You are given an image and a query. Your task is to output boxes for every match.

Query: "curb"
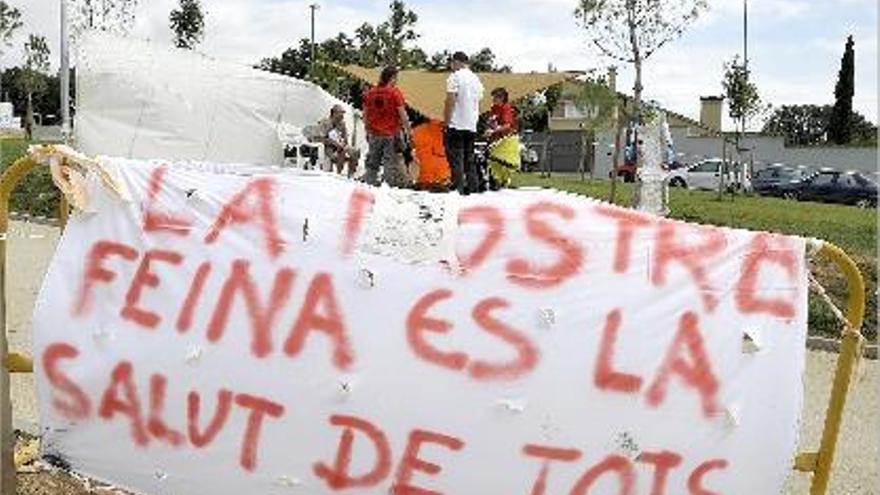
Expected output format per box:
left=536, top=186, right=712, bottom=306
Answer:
left=8, top=212, right=62, bottom=227
left=806, top=336, right=878, bottom=360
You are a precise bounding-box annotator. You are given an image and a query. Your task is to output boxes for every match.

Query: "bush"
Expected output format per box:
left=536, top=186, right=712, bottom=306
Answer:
left=0, top=139, right=60, bottom=218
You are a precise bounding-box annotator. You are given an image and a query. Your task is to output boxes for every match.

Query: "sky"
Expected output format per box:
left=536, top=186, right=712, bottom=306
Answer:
left=7, top=0, right=879, bottom=131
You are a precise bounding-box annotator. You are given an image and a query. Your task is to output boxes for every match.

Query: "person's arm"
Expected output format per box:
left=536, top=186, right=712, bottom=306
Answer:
left=395, top=88, right=413, bottom=139
left=444, top=93, right=456, bottom=127
left=322, top=133, right=343, bottom=150
left=398, top=107, right=413, bottom=139
left=444, top=74, right=458, bottom=127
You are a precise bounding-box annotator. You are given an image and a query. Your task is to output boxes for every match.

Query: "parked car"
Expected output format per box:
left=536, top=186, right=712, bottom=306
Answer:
left=753, top=164, right=812, bottom=198
left=795, top=169, right=878, bottom=207
left=667, top=158, right=751, bottom=191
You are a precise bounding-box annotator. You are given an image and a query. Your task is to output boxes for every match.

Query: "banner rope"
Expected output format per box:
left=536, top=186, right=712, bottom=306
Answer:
left=807, top=271, right=867, bottom=383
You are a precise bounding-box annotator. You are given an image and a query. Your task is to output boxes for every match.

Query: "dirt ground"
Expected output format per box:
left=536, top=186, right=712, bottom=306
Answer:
left=6, top=221, right=879, bottom=494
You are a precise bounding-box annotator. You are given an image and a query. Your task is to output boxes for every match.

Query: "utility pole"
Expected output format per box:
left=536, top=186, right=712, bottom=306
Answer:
left=60, top=0, right=71, bottom=143
left=743, top=0, right=749, bottom=72
left=309, top=3, right=319, bottom=80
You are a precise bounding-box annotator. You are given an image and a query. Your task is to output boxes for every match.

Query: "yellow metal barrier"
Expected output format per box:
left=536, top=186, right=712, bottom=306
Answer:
left=0, top=151, right=868, bottom=495
left=793, top=242, right=867, bottom=495
left=0, top=154, right=67, bottom=494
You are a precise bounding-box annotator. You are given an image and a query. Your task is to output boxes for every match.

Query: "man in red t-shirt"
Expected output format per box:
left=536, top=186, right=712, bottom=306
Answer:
left=362, top=66, right=412, bottom=186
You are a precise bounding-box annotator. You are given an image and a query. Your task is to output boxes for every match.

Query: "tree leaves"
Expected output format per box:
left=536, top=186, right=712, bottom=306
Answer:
left=0, top=1, right=22, bottom=50
left=762, top=104, right=877, bottom=147
left=575, top=0, right=707, bottom=63
left=828, top=35, right=855, bottom=144
left=169, top=0, right=205, bottom=50
left=722, top=55, right=766, bottom=128
left=21, top=34, right=50, bottom=96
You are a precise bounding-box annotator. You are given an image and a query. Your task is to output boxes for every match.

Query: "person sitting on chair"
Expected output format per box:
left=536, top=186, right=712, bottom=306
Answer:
left=311, top=104, right=361, bottom=177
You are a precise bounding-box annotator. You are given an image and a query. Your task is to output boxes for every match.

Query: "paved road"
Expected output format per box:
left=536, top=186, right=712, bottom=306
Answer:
left=5, top=221, right=878, bottom=493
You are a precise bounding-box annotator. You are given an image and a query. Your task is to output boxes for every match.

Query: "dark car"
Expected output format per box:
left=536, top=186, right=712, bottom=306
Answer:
left=797, top=169, right=878, bottom=207
left=753, top=165, right=811, bottom=198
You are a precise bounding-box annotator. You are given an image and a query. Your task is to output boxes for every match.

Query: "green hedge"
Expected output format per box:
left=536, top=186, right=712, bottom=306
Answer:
left=0, top=139, right=60, bottom=219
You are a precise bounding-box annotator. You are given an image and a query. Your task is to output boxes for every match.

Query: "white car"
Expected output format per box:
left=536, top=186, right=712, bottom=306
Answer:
left=667, top=159, right=751, bottom=191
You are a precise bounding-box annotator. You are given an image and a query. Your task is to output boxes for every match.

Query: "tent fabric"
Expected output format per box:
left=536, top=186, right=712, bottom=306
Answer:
left=75, top=33, right=367, bottom=167
left=339, top=65, right=569, bottom=121
left=411, top=120, right=451, bottom=188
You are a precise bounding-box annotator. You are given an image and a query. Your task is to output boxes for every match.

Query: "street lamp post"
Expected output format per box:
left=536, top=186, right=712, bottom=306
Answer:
left=743, top=0, right=749, bottom=72
left=309, top=3, right=319, bottom=80
left=60, top=0, right=71, bottom=143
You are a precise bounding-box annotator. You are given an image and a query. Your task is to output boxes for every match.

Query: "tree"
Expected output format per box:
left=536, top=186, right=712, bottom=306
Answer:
left=575, top=0, right=707, bottom=127
left=423, top=50, right=451, bottom=72
left=517, top=84, right=563, bottom=132
left=762, top=104, right=877, bottom=147
left=0, top=1, right=20, bottom=47
left=0, top=1, right=23, bottom=100
left=762, top=105, right=830, bottom=146
left=2, top=68, right=65, bottom=121
left=722, top=55, right=766, bottom=133
left=70, top=0, right=139, bottom=43
left=348, top=1, right=421, bottom=68
left=380, top=0, right=419, bottom=66
left=827, top=35, right=855, bottom=144
left=19, top=34, right=50, bottom=139
left=720, top=56, right=767, bottom=197
left=469, top=48, right=512, bottom=73
left=575, top=0, right=707, bottom=208
left=169, top=0, right=205, bottom=50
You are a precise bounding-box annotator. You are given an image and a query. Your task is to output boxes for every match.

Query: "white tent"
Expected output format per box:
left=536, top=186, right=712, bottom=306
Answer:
left=75, top=33, right=366, bottom=167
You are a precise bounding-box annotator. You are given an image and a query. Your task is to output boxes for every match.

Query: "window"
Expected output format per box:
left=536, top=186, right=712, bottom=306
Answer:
left=693, top=161, right=720, bottom=173
left=812, top=173, right=838, bottom=186
left=853, top=174, right=874, bottom=187
left=779, top=170, right=801, bottom=181
left=563, top=101, right=588, bottom=119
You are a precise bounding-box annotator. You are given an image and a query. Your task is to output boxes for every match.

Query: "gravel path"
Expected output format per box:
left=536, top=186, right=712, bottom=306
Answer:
left=5, top=221, right=878, bottom=494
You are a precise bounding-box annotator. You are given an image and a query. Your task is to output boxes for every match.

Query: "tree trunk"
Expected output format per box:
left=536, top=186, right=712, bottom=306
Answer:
left=24, top=93, right=34, bottom=141
left=609, top=114, right=625, bottom=204
left=628, top=2, right=644, bottom=208
left=718, top=138, right=726, bottom=200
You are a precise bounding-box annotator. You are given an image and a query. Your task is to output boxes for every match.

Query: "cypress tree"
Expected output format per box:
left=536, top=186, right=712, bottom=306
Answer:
left=828, top=35, right=854, bottom=144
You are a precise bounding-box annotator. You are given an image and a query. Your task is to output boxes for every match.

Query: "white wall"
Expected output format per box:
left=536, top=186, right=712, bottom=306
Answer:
left=591, top=126, right=878, bottom=179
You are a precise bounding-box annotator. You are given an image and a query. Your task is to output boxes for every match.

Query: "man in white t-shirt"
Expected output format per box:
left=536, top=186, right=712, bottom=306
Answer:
left=444, top=51, right=484, bottom=194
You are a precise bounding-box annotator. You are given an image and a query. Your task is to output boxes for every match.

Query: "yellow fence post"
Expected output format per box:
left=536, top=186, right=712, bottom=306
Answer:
left=803, top=243, right=866, bottom=495
left=0, top=155, right=40, bottom=495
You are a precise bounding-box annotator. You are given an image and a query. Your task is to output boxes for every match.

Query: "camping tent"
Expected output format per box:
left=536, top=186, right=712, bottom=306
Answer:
left=75, top=33, right=366, bottom=166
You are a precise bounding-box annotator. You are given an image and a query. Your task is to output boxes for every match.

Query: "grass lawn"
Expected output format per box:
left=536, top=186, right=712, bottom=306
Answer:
left=512, top=173, right=877, bottom=341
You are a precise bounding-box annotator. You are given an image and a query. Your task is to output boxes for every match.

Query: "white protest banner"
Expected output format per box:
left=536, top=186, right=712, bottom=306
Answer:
left=34, top=158, right=807, bottom=494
